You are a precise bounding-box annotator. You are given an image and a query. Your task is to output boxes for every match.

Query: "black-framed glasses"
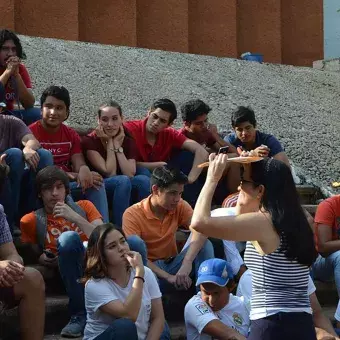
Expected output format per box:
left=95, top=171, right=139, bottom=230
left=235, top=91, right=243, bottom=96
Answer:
left=240, top=166, right=261, bottom=187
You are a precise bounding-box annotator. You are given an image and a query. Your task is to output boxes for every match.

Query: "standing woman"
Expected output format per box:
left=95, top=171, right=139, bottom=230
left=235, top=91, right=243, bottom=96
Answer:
left=82, top=101, right=150, bottom=227
left=82, top=223, right=169, bottom=340
left=191, top=154, right=318, bottom=340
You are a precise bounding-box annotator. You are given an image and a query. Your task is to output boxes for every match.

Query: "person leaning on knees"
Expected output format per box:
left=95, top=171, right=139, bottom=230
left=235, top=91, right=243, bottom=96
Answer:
left=82, top=100, right=150, bottom=227
left=124, top=98, right=208, bottom=184
left=225, top=106, right=290, bottom=167
left=29, top=85, right=109, bottom=222
left=0, top=164, right=45, bottom=340
left=0, top=29, right=41, bottom=125
left=82, top=223, right=170, bottom=340
left=20, top=165, right=104, bottom=338
left=0, top=113, right=53, bottom=234
left=123, top=166, right=214, bottom=293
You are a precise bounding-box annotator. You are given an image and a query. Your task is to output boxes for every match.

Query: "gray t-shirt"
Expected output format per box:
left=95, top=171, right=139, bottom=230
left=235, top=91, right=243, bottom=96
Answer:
left=0, top=115, right=31, bottom=153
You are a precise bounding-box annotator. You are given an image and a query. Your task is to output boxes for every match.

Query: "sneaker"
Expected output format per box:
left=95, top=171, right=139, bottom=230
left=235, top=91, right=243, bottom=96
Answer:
left=60, top=315, right=86, bottom=338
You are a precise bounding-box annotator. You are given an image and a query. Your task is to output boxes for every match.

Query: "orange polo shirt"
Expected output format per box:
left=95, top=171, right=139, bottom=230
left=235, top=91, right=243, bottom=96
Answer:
left=122, top=195, right=193, bottom=261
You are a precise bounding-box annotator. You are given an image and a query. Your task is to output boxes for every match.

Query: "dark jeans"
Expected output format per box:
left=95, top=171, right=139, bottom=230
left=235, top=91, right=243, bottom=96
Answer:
left=94, top=318, right=171, bottom=340
left=248, top=312, right=316, bottom=340
left=11, top=107, right=42, bottom=126
left=0, top=148, right=53, bottom=232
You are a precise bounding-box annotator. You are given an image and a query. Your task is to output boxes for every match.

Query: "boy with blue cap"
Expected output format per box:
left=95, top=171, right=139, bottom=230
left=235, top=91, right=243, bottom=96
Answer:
left=185, top=258, right=250, bottom=340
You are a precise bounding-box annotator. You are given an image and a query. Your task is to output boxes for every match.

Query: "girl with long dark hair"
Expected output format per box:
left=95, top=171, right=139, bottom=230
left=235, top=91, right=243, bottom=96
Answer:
left=82, top=223, right=169, bottom=340
left=191, top=154, right=318, bottom=340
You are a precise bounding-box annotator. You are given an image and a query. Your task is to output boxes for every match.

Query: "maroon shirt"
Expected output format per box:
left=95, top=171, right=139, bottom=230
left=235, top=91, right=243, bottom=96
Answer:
left=178, top=127, right=216, bottom=148
left=81, top=130, right=139, bottom=175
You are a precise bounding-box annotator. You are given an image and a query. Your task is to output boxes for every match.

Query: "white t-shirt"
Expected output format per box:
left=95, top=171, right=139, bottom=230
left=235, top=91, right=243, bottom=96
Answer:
left=83, top=267, right=161, bottom=340
left=185, top=292, right=250, bottom=340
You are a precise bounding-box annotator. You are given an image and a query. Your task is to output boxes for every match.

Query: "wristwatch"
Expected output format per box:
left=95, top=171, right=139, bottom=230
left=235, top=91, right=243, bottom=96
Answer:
left=114, top=147, right=124, bottom=153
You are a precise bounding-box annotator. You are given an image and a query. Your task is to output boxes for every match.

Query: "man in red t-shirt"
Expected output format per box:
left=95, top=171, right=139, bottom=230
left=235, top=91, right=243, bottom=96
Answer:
left=29, top=85, right=109, bottom=222
left=179, top=99, right=237, bottom=154
left=124, top=98, right=208, bottom=184
left=0, top=29, right=41, bottom=125
left=313, top=195, right=340, bottom=328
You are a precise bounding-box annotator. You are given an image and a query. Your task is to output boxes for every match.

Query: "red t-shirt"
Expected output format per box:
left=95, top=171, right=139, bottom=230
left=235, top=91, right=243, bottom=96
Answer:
left=81, top=130, right=139, bottom=175
left=178, top=127, right=216, bottom=148
left=314, top=195, right=340, bottom=248
left=124, top=118, right=186, bottom=162
left=0, top=64, right=32, bottom=111
left=29, top=121, right=82, bottom=172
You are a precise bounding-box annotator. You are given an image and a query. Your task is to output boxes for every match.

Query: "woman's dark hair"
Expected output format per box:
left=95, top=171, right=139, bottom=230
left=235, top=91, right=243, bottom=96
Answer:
left=180, top=99, right=211, bottom=123
left=82, top=223, right=126, bottom=283
left=98, top=100, right=122, bottom=117
left=251, top=158, right=317, bottom=266
left=0, top=29, right=26, bottom=59
left=231, top=106, right=256, bottom=128
left=150, top=98, right=177, bottom=124
left=36, top=166, right=70, bottom=196
left=40, top=85, right=70, bottom=111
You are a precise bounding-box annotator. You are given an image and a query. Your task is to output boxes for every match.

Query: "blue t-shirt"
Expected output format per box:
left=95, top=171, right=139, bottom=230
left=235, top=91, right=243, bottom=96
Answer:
left=225, top=131, right=283, bottom=158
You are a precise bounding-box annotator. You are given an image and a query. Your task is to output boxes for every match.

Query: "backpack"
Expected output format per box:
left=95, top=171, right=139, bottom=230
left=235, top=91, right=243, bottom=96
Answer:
left=34, top=195, right=87, bottom=251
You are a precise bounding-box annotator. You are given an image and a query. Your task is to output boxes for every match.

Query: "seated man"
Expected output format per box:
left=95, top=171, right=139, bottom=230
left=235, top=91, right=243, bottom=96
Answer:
left=20, top=165, right=104, bottom=338
left=0, top=113, right=53, bottom=234
left=185, top=259, right=250, bottom=340
left=313, top=195, right=340, bottom=331
left=0, top=164, right=45, bottom=340
left=179, top=99, right=236, bottom=154
left=29, top=85, right=109, bottom=222
left=225, top=106, right=290, bottom=167
left=124, top=98, right=208, bottom=183
left=123, top=166, right=214, bottom=293
left=179, top=99, right=240, bottom=198
left=0, top=29, right=41, bottom=125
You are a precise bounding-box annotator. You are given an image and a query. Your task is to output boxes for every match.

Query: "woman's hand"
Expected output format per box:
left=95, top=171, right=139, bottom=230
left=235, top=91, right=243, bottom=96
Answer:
left=113, top=126, right=125, bottom=149
left=95, top=126, right=111, bottom=143
left=206, top=153, right=228, bottom=183
left=125, top=251, right=145, bottom=277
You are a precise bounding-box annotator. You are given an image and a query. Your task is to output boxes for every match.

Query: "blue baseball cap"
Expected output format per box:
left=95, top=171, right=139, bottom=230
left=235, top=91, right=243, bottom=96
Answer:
left=196, top=259, right=234, bottom=287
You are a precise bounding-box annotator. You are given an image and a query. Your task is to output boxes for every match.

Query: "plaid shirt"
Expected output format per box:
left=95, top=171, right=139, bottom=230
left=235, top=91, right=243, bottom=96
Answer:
left=0, top=205, right=12, bottom=246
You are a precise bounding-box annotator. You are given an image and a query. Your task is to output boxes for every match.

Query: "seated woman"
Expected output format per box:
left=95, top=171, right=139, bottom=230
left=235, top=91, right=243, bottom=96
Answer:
left=83, top=223, right=170, bottom=340
left=82, top=101, right=150, bottom=227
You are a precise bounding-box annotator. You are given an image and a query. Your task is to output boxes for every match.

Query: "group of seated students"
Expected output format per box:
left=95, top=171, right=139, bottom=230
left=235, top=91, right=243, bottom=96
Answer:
left=1, top=28, right=340, bottom=340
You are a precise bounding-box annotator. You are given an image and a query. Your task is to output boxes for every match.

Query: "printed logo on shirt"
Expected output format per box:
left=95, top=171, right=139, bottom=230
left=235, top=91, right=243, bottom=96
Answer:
left=195, top=303, right=210, bottom=315
left=232, top=312, right=243, bottom=326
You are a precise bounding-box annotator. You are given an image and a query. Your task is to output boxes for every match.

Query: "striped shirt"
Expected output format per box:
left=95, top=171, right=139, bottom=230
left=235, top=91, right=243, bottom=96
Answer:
left=244, top=240, right=312, bottom=320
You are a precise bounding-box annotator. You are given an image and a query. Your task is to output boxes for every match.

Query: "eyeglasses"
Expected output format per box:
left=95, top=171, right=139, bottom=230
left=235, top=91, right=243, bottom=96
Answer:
left=240, top=166, right=261, bottom=187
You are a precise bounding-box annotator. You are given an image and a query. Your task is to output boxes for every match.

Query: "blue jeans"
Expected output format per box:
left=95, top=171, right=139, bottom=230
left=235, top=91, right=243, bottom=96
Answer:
left=168, top=150, right=205, bottom=208
left=94, top=318, right=170, bottom=340
left=0, top=148, right=53, bottom=232
left=57, top=231, right=86, bottom=317
left=312, top=252, right=340, bottom=320
left=70, top=182, right=109, bottom=223
left=105, top=173, right=150, bottom=227
left=127, top=235, right=214, bottom=293
left=11, top=107, right=41, bottom=126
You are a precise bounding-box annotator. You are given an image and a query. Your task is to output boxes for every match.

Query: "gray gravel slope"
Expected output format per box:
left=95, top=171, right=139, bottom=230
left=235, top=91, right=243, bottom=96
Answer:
left=20, top=35, right=340, bottom=194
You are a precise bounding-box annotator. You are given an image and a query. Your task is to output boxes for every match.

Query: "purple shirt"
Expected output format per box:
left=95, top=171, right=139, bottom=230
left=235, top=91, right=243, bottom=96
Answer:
left=0, top=204, right=12, bottom=246
left=0, top=115, right=31, bottom=153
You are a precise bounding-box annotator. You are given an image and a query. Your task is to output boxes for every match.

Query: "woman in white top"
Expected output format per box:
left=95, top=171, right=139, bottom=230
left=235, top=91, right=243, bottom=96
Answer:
left=191, top=154, right=318, bottom=340
left=82, top=223, right=170, bottom=340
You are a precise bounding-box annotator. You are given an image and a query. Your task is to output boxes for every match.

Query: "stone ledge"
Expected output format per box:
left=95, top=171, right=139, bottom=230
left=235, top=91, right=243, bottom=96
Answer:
left=313, top=58, right=340, bottom=72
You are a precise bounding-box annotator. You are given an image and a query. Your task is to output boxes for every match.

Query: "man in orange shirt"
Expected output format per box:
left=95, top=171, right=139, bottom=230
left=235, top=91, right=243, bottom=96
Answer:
left=20, top=166, right=103, bottom=338
left=123, top=166, right=214, bottom=293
